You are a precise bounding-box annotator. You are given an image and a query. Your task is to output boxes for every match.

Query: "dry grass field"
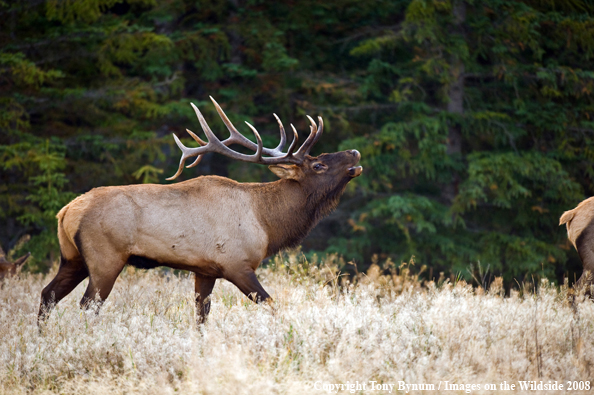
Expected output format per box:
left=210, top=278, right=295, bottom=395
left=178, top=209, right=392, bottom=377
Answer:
left=0, top=254, right=593, bottom=394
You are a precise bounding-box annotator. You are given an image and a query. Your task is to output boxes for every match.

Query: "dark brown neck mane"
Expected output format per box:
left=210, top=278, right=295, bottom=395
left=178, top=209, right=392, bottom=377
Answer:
left=253, top=178, right=350, bottom=257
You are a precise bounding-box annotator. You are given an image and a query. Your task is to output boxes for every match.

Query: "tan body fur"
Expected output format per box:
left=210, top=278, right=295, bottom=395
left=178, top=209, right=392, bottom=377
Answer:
left=58, top=177, right=268, bottom=277
left=560, top=196, right=594, bottom=293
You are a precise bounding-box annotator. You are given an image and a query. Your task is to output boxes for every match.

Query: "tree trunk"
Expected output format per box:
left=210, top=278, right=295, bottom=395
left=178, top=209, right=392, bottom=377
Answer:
left=228, top=0, right=243, bottom=66
left=443, top=0, right=466, bottom=202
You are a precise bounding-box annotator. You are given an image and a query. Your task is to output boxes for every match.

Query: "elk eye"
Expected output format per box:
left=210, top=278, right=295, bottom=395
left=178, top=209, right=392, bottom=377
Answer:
left=313, top=163, right=323, bottom=171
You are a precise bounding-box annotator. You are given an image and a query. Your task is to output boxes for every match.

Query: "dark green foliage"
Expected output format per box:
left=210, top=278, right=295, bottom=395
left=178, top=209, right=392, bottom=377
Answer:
left=0, top=0, right=592, bottom=286
left=338, top=0, right=592, bottom=284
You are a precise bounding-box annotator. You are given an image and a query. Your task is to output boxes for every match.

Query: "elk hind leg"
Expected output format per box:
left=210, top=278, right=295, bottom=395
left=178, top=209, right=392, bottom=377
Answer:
left=195, top=274, right=216, bottom=325
left=38, top=255, right=88, bottom=323
left=574, top=271, right=593, bottom=297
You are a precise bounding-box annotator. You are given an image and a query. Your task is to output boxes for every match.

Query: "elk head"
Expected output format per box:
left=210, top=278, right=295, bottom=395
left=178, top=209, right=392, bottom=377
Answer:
left=0, top=246, right=30, bottom=280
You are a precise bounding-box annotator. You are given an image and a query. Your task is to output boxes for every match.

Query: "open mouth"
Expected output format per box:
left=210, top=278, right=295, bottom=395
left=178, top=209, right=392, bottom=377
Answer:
left=348, top=166, right=363, bottom=177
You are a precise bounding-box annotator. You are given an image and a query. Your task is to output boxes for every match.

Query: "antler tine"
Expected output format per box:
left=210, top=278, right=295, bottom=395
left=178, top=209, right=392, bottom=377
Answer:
left=313, top=116, right=324, bottom=145
left=166, top=133, right=194, bottom=180
left=294, top=116, right=319, bottom=158
left=306, top=115, right=319, bottom=151
left=209, top=96, right=255, bottom=148
left=186, top=155, right=203, bottom=168
left=244, top=122, right=264, bottom=161
left=272, top=114, right=287, bottom=152
left=303, top=115, right=323, bottom=155
left=192, top=103, right=220, bottom=144
left=306, top=115, right=324, bottom=147
left=186, top=128, right=207, bottom=146
left=307, top=115, right=317, bottom=131
left=287, top=124, right=299, bottom=156
left=185, top=129, right=207, bottom=168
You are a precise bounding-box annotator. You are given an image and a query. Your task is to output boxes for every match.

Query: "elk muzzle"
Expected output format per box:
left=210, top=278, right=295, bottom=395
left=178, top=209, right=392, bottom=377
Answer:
left=347, top=150, right=363, bottom=177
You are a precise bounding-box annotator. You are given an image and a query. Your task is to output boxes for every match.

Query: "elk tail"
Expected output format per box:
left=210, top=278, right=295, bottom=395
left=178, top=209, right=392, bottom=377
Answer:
left=559, top=209, right=576, bottom=227
left=56, top=204, right=68, bottom=224
left=55, top=200, right=82, bottom=260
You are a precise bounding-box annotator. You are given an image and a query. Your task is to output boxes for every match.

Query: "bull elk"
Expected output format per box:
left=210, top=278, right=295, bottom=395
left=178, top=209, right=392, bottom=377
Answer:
left=39, top=97, right=362, bottom=324
left=560, top=197, right=594, bottom=295
left=0, top=246, right=30, bottom=280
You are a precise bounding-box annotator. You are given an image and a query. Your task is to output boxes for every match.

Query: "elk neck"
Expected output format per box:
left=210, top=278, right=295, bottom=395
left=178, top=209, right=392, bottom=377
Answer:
left=253, top=177, right=350, bottom=257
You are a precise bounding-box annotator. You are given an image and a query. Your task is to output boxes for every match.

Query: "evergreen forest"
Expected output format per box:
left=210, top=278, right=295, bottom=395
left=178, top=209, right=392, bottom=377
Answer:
left=2, top=0, right=594, bottom=287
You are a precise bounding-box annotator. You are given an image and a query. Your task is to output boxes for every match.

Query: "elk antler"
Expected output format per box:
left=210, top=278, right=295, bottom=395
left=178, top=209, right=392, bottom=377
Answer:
left=167, top=97, right=323, bottom=180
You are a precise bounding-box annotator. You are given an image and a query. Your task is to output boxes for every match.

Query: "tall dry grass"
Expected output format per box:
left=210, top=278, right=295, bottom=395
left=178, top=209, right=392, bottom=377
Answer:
left=0, top=253, right=592, bottom=394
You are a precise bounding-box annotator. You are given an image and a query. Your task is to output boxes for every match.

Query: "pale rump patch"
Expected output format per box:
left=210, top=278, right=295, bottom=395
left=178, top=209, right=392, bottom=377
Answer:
left=57, top=193, right=95, bottom=260
left=560, top=196, right=594, bottom=249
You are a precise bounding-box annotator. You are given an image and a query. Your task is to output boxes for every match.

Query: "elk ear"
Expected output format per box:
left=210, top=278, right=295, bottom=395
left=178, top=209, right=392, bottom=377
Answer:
left=268, top=164, right=302, bottom=180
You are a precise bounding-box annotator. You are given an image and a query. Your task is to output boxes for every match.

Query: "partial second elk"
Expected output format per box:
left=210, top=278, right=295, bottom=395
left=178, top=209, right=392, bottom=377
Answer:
left=560, top=197, right=594, bottom=296
left=39, top=97, right=362, bottom=324
left=0, top=246, right=30, bottom=280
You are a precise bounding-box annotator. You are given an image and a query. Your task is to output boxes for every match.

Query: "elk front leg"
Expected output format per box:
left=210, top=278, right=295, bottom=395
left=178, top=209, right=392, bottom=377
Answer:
left=195, top=274, right=216, bottom=325
left=79, top=250, right=126, bottom=312
left=226, top=269, right=272, bottom=304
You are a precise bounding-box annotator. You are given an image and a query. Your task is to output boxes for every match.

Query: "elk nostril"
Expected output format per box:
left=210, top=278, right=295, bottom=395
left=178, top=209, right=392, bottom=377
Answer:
left=350, top=150, right=359, bottom=156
